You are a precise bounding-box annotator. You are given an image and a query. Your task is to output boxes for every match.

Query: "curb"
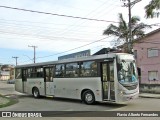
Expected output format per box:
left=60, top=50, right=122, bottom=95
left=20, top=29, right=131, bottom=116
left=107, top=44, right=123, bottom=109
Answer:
left=139, top=94, right=160, bottom=99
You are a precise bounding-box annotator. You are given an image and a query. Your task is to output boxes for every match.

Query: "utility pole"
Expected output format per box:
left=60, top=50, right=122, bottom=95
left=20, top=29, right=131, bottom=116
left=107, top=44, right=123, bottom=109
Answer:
left=128, top=0, right=132, bottom=53
left=12, top=56, right=18, bottom=66
left=121, top=0, right=141, bottom=53
left=28, top=45, right=37, bottom=63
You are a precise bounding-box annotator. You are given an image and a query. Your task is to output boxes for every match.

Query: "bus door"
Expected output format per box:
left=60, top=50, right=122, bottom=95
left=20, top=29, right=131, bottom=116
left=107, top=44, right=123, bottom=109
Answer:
left=44, top=66, right=55, bottom=95
left=22, top=69, right=27, bottom=93
left=101, top=62, right=115, bottom=101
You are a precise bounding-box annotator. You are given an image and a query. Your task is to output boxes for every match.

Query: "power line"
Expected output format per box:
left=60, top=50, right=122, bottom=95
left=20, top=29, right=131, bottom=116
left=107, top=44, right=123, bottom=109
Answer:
left=55, top=0, right=117, bottom=37
left=18, top=36, right=112, bottom=64
left=0, top=5, right=118, bottom=42
left=0, top=19, right=108, bottom=39
left=0, top=23, right=102, bottom=36
left=0, top=6, right=119, bottom=23
left=90, top=0, right=120, bottom=20
left=36, top=36, right=111, bottom=59
left=0, top=18, right=106, bottom=41
left=1, top=18, right=158, bottom=28
left=0, top=3, right=117, bottom=40
left=1, top=17, right=160, bottom=41
left=0, top=18, right=109, bottom=29
left=0, top=4, right=120, bottom=45
left=0, top=30, right=104, bottom=42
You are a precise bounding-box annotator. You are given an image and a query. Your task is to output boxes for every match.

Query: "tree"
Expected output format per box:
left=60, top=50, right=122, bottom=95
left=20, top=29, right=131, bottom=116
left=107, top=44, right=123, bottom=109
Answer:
left=145, top=0, right=160, bottom=18
left=103, top=13, right=151, bottom=52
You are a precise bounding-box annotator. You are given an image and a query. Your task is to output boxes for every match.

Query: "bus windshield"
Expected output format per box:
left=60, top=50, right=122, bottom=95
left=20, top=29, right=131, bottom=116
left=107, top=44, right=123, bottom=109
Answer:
left=117, top=59, right=138, bottom=85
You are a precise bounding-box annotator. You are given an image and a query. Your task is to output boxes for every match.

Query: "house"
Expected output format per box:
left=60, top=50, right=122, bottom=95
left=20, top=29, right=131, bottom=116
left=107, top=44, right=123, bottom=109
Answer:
left=0, top=71, right=10, bottom=80
left=0, top=64, right=15, bottom=81
left=93, top=48, right=121, bottom=55
left=133, top=28, right=160, bottom=93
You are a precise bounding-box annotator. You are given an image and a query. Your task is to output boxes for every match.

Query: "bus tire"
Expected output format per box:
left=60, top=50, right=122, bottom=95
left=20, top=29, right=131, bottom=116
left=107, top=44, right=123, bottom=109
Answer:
left=82, top=90, right=95, bottom=105
left=33, top=87, right=40, bottom=98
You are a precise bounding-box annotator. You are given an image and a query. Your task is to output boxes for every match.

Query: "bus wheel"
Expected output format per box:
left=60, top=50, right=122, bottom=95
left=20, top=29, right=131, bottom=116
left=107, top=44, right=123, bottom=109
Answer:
left=33, top=87, right=40, bottom=98
left=82, top=90, right=95, bottom=105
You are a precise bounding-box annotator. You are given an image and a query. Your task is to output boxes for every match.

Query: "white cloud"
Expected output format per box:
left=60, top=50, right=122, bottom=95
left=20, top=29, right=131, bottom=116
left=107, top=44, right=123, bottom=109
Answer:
left=0, top=0, right=159, bottom=64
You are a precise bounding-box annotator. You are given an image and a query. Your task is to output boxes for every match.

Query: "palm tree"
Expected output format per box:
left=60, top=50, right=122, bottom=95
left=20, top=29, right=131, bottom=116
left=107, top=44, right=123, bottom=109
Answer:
left=145, top=0, right=160, bottom=18
left=103, top=13, right=151, bottom=52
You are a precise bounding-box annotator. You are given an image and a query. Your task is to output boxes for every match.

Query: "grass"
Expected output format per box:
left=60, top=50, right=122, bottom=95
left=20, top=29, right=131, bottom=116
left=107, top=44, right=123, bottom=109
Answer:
left=0, top=94, right=18, bottom=108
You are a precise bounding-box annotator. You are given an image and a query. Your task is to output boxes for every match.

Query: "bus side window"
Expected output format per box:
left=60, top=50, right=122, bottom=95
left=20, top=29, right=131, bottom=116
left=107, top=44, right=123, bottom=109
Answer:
left=45, top=67, right=54, bottom=82
left=80, top=61, right=98, bottom=77
left=27, top=68, right=31, bottom=78
left=36, top=68, right=43, bottom=78
left=15, top=69, right=21, bottom=79
left=50, top=67, right=54, bottom=81
left=66, top=63, right=79, bottom=77
left=45, top=68, right=50, bottom=82
left=55, top=64, right=65, bottom=77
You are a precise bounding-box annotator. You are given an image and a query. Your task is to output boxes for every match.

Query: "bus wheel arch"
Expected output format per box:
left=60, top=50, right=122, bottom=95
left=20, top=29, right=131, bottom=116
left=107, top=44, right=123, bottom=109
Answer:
left=32, top=87, right=40, bottom=98
left=81, top=89, right=95, bottom=105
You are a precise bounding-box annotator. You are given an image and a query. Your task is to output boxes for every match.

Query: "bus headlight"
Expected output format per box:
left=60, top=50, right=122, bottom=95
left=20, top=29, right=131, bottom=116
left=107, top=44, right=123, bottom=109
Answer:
left=119, top=90, right=126, bottom=95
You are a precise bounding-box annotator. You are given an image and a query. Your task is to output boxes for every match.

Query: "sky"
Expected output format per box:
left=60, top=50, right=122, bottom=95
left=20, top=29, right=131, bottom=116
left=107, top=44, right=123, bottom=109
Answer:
left=0, top=0, right=159, bottom=65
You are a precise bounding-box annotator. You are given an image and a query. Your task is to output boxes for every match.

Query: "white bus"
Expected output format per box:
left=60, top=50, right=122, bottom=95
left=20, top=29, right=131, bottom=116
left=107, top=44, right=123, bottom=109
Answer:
left=15, top=53, right=139, bottom=104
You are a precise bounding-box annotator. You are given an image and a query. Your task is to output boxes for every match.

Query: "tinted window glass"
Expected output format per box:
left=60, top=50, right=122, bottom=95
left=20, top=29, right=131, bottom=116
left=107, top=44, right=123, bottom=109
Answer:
left=27, top=67, right=43, bottom=78
left=45, top=67, right=54, bottom=82
left=55, top=64, right=65, bottom=77
left=66, top=63, right=79, bottom=77
left=15, top=69, right=21, bottom=79
left=80, top=61, right=97, bottom=77
left=36, top=68, right=43, bottom=78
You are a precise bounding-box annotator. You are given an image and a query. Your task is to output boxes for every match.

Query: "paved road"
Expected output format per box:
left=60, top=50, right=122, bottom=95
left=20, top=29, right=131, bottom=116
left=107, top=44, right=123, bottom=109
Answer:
left=0, top=81, right=20, bottom=95
left=1, top=94, right=160, bottom=111
left=0, top=81, right=125, bottom=111
left=0, top=81, right=159, bottom=120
